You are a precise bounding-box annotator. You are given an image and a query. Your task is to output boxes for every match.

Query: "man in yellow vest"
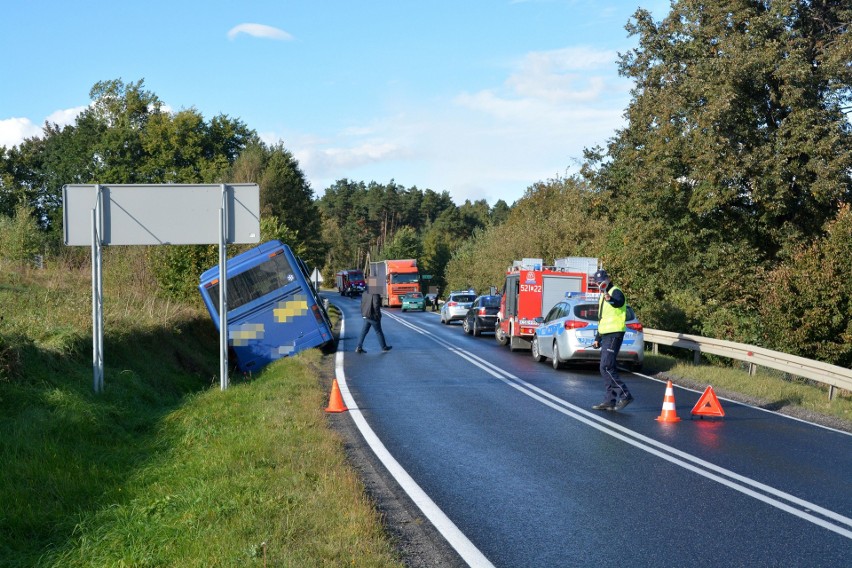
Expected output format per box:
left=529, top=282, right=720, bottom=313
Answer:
left=590, top=269, right=634, bottom=411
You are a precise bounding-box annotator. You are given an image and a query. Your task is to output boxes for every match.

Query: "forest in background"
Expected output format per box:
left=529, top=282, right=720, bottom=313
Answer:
left=1, top=1, right=850, bottom=367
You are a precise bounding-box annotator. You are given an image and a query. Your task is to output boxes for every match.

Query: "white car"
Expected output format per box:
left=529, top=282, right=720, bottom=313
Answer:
left=531, top=293, right=644, bottom=371
left=440, top=290, right=477, bottom=324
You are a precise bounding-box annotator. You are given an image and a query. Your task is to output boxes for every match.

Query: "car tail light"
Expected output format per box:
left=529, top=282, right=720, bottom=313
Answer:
left=478, top=307, right=487, bottom=315
left=627, top=322, right=643, bottom=332
left=564, top=320, right=588, bottom=330
left=448, top=301, right=457, bottom=307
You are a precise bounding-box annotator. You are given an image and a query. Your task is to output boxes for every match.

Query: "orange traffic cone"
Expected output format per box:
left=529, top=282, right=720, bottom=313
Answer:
left=325, top=379, right=348, bottom=413
left=655, top=379, right=681, bottom=422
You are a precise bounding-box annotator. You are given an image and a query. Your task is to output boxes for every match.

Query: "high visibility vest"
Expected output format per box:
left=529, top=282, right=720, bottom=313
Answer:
left=598, top=286, right=627, bottom=334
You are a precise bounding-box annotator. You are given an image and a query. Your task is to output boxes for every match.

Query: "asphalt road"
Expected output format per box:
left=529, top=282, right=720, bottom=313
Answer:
left=327, top=294, right=852, bottom=567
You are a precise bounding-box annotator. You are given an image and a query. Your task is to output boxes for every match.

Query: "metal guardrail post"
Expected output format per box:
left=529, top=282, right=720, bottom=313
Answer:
left=644, top=329, right=852, bottom=401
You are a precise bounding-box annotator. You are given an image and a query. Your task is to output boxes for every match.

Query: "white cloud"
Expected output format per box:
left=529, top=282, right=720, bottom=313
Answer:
left=295, top=141, right=407, bottom=175
left=227, top=23, right=293, bottom=41
left=0, top=105, right=88, bottom=149
left=0, top=118, right=40, bottom=148
left=46, top=105, right=88, bottom=127
left=462, top=46, right=624, bottom=110
left=284, top=45, right=632, bottom=204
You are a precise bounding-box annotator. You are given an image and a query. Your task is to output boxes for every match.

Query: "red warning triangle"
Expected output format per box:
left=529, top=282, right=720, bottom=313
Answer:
left=691, top=386, right=725, bottom=418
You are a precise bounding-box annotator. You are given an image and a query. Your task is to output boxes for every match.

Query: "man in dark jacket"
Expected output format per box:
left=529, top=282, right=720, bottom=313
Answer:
left=356, top=289, right=392, bottom=353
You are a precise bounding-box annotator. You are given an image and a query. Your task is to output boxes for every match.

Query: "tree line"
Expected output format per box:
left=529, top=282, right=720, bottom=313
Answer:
left=1, top=1, right=850, bottom=367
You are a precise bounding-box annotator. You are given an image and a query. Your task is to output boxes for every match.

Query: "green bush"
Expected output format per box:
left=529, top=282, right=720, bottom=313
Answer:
left=0, top=204, right=47, bottom=265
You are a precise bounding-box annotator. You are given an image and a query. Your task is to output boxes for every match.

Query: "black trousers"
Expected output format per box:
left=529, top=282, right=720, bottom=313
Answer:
left=357, top=317, right=387, bottom=350
left=600, top=332, right=630, bottom=403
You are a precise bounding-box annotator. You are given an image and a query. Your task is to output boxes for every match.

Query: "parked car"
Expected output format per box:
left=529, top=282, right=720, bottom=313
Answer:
left=462, top=295, right=501, bottom=336
left=424, top=293, right=439, bottom=310
left=531, top=293, right=644, bottom=371
left=440, top=290, right=477, bottom=324
left=401, top=292, right=426, bottom=312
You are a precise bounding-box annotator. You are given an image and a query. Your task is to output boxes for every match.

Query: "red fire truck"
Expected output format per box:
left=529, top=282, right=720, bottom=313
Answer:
left=495, top=257, right=598, bottom=351
left=335, top=269, right=366, bottom=297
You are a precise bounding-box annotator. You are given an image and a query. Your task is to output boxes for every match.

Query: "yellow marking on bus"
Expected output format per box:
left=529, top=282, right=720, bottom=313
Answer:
left=229, top=322, right=265, bottom=346
left=273, top=296, right=309, bottom=322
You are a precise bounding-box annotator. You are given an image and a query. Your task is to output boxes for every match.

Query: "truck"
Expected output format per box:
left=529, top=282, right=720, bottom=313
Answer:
left=495, top=257, right=598, bottom=351
left=335, top=268, right=366, bottom=297
left=367, top=259, right=420, bottom=307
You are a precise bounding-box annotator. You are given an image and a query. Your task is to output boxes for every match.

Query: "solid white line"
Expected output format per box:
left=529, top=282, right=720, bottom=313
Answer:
left=334, top=315, right=495, bottom=568
left=382, top=311, right=852, bottom=539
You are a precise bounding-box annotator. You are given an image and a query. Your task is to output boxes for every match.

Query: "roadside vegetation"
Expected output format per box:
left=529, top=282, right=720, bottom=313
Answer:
left=0, top=254, right=402, bottom=567
left=1, top=1, right=850, bottom=561
left=642, top=353, right=852, bottom=430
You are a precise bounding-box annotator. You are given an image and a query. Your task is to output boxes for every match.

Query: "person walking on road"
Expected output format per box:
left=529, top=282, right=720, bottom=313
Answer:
left=356, top=288, right=392, bottom=353
left=590, top=269, right=633, bottom=411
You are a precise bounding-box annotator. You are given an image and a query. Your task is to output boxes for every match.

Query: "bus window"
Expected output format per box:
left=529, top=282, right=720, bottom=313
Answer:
left=204, top=250, right=297, bottom=314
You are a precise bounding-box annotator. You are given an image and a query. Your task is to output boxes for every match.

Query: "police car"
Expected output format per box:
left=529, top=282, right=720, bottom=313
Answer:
left=531, top=292, right=644, bottom=371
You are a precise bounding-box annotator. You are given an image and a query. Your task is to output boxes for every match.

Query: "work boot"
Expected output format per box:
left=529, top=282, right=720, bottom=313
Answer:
left=614, top=396, right=634, bottom=411
left=592, top=402, right=615, bottom=411
left=382, top=346, right=393, bottom=352
left=355, top=347, right=366, bottom=354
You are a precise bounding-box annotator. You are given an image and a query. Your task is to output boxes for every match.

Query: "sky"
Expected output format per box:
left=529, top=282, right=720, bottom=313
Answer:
left=1, top=0, right=672, bottom=207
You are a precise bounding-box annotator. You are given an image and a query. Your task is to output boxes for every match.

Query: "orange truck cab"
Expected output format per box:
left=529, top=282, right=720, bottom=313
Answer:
left=368, top=259, right=420, bottom=307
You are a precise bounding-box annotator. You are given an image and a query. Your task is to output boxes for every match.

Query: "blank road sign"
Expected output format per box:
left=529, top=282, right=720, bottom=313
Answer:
left=63, top=184, right=260, bottom=246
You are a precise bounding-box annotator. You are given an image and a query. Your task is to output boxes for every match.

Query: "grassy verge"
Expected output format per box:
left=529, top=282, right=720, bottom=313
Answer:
left=642, top=352, right=852, bottom=429
left=0, top=254, right=402, bottom=567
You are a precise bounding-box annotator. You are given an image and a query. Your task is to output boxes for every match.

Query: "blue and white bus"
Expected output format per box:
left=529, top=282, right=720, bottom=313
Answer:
left=198, top=240, right=334, bottom=373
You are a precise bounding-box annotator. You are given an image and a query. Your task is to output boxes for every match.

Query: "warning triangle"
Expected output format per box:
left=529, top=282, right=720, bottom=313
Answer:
left=691, top=386, right=725, bottom=418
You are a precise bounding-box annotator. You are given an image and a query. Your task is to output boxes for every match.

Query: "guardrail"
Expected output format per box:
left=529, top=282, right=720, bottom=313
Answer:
left=643, top=329, right=852, bottom=401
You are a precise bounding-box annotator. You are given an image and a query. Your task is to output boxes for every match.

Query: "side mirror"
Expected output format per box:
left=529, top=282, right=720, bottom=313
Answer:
left=534, top=317, right=544, bottom=324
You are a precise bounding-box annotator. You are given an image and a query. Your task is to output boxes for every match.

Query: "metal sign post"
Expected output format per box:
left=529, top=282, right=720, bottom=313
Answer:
left=219, top=185, right=229, bottom=390
left=91, top=186, right=104, bottom=393
left=63, top=184, right=260, bottom=392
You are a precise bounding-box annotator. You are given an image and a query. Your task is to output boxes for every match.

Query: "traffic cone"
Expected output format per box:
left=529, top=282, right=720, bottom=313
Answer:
left=655, top=379, right=681, bottom=422
left=325, top=379, right=348, bottom=413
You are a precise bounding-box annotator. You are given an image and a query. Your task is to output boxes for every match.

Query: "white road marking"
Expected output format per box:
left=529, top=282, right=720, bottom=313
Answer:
left=335, top=316, right=496, bottom=568
left=381, top=310, right=852, bottom=540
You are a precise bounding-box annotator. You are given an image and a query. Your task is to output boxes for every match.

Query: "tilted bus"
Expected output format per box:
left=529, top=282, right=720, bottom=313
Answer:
left=198, top=240, right=334, bottom=373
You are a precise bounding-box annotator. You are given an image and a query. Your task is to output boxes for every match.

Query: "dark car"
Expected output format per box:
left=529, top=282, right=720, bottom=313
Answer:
left=462, top=295, right=501, bottom=336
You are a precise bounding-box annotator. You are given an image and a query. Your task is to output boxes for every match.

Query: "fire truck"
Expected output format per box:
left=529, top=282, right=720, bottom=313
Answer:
left=495, top=257, right=598, bottom=351
left=367, top=259, right=420, bottom=307
left=335, top=269, right=366, bottom=297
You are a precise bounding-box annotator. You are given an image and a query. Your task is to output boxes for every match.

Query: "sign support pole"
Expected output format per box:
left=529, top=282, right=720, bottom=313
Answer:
left=91, top=185, right=104, bottom=393
left=219, top=185, right=229, bottom=390
left=64, top=183, right=259, bottom=393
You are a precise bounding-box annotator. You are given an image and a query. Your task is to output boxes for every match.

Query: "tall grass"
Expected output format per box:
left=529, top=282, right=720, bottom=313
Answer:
left=0, top=250, right=402, bottom=567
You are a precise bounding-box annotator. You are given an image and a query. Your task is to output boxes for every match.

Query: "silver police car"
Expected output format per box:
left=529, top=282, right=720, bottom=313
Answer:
left=531, top=292, right=644, bottom=371
left=440, top=290, right=477, bottom=324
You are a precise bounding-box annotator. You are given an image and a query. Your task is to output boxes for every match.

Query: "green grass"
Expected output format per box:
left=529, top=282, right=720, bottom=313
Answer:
left=3, top=251, right=849, bottom=566
left=0, top=252, right=402, bottom=567
left=642, top=352, right=852, bottom=428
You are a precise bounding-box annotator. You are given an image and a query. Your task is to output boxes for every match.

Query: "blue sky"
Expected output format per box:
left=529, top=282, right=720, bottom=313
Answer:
left=2, top=0, right=670, bottom=206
